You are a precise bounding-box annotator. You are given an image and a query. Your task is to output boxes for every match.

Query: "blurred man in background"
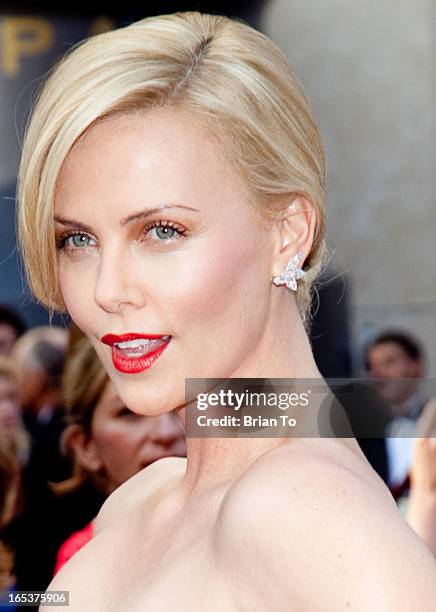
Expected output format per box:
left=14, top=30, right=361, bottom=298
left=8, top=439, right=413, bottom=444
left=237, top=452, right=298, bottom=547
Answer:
left=365, top=330, right=428, bottom=493
left=10, top=326, right=69, bottom=482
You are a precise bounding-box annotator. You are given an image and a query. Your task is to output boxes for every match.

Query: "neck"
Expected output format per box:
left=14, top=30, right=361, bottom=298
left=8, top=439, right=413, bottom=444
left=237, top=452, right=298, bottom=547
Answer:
left=178, top=299, right=323, bottom=495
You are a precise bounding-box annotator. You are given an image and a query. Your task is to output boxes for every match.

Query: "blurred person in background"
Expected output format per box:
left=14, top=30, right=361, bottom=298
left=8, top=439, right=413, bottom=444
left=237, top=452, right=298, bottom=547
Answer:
left=10, top=326, right=67, bottom=422
left=405, top=398, right=436, bottom=555
left=10, top=325, right=70, bottom=483
left=53, top=336, right=186, bottom=573
left=0, top=433, right=22, bottom=608
left=365, top=330, right=427, bottom=418
left=365, top=330, right=428, bottom=494
left=3, top=326, right=82, bottom=595
left=0, top=357, right=31, bottom=467
left=0, top=306, right=26, bottom=358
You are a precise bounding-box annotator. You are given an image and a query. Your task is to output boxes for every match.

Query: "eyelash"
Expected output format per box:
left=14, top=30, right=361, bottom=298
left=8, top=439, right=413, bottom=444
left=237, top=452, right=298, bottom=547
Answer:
left=147, top=220, right=187, bottom=239
left=55, top=220, right=187, bottom=252
left=55, top=232, right=94, bottom=251
left=118, top=407, right=135, bottom=418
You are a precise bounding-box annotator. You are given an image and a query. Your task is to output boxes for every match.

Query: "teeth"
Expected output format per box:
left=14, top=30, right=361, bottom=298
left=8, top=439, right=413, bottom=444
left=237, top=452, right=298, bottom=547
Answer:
left=114, top=336, right=170, bottom=352
left=116, top=339, right=152, bottom=350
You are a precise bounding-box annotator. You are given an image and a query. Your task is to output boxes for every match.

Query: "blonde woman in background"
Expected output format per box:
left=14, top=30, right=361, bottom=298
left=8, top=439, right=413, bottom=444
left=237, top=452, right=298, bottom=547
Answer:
left=18, top=12, right=436, bottom=611
left=53, top=336, right=185, bottom=573
left=0, top=357, right=30, bottom=466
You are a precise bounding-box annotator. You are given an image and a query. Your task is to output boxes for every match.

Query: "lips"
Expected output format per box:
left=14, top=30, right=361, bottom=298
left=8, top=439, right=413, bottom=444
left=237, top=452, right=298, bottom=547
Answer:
left=101, top=333, right=171, bottom=374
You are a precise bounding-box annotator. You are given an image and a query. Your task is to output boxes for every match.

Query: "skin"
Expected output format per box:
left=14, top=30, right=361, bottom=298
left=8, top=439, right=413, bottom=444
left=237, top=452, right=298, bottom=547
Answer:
left=70, top=380, right=186, bottom=494
left=407, top=437, right=436, bottom=556
left=54, top=109, right=281, bottom=416
left=1, top=472, right=19, bottom=529
left=44, top=108, right=436, bottom=610
left=407, top=398, right=436, bottom=556
left=367, top=342, right=423, bottom=409
left=367, top=342, right=422, bottom=380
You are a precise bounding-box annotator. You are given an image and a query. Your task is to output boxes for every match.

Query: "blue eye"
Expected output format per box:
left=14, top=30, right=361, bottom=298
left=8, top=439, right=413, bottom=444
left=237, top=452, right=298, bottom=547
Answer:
left=145, top=221, right=186, bottom=242
left=56, top=232, right=96, bottom=251
left=68, top=234, right=94, bottom=247
left=152, top=226, right=176, bottom=240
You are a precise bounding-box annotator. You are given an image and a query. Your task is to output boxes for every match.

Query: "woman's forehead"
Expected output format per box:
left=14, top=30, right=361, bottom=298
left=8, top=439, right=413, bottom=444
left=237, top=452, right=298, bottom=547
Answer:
left=55, top=108, right=250, bottom=222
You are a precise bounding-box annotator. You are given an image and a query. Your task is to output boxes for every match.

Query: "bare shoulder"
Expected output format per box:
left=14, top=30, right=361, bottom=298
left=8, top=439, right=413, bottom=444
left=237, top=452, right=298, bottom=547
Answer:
left=41, top=457, right=187, bottom=611
left=40, top=535, right=103, bottom=611
left=218, top=438, right=391, bottom=522
left=94, top=456, right=186, bottom=535
left=215, top=439, right=436, bottom=611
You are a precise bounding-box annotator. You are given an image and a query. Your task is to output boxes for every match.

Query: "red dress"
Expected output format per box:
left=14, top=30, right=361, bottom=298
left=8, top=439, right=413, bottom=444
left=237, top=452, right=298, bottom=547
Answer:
left=54, top=522, right=94, bottom=575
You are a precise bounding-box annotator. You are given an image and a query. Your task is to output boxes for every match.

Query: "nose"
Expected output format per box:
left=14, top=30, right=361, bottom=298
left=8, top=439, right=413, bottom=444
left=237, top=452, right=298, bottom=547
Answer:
left=371, top=365, right=392, bottom=379
left=147, top=412, right=184, bottom=447
left=94, top=247, right=145, bottom=314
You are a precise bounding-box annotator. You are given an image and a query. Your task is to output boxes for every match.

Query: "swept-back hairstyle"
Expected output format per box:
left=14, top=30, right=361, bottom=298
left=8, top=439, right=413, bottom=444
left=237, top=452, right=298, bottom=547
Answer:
left=18, top=11, right=326, bottom=325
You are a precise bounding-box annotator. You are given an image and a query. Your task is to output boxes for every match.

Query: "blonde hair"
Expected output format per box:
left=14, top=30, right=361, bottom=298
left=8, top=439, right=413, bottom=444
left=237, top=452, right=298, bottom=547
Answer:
left=0, top=356, right=19, bottom=384
left=0, top=434, right=20, bottom=526
left=52, top=336, right=108, bottom=494
left=0, top=356, right=31, bottom=466
left=18, top=11, right=326, bottom=325
left=63, top=336, right=108, bottom=427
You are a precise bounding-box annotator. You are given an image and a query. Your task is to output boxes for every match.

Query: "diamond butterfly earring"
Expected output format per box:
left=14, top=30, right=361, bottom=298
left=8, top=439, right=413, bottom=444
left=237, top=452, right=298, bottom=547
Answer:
left=272, top=252, right=306, bottom=292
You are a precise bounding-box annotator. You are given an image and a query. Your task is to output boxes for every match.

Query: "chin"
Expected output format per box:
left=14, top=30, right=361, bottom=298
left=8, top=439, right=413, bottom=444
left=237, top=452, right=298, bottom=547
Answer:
left=112, top=374, right=185, bottom=416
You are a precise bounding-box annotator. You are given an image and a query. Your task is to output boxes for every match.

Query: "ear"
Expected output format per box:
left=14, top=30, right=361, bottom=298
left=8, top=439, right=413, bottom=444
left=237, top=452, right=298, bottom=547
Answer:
left=63, top=424, right=104, bottom=473
left=271, top=195, right=318, bottom=278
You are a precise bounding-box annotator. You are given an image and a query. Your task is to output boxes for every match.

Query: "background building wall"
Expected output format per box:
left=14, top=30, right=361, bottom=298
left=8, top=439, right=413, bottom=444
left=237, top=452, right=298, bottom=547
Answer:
left=263, top=0, right=436, bottom=374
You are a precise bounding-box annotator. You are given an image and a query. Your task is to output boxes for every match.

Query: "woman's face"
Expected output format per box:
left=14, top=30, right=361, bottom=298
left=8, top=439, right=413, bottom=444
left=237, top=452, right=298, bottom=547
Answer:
left=90, top=380, right=186, bottom=491
left=54, top=108, right=275, bottom=415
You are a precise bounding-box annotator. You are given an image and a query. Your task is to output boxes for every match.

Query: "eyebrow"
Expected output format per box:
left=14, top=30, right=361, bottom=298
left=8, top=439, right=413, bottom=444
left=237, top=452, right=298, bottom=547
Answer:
left=54, top=203, right=200, bottom=232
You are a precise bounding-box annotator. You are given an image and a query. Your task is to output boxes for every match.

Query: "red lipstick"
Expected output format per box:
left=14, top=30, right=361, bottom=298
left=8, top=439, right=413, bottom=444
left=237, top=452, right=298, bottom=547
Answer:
left=101, top=333, right=171, bottom=374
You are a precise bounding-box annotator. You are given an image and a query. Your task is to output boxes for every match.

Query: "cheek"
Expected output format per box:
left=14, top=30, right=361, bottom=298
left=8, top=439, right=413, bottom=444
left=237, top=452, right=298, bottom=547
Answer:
left=93, top=421, right=129, bottom=448
left=156, top=228, right=271, bottom=328
left=92, top=422, right=137, bottom=468
left=58, top=260, right=97, bottom=333
left=142, top=227, right=273, bottom=381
